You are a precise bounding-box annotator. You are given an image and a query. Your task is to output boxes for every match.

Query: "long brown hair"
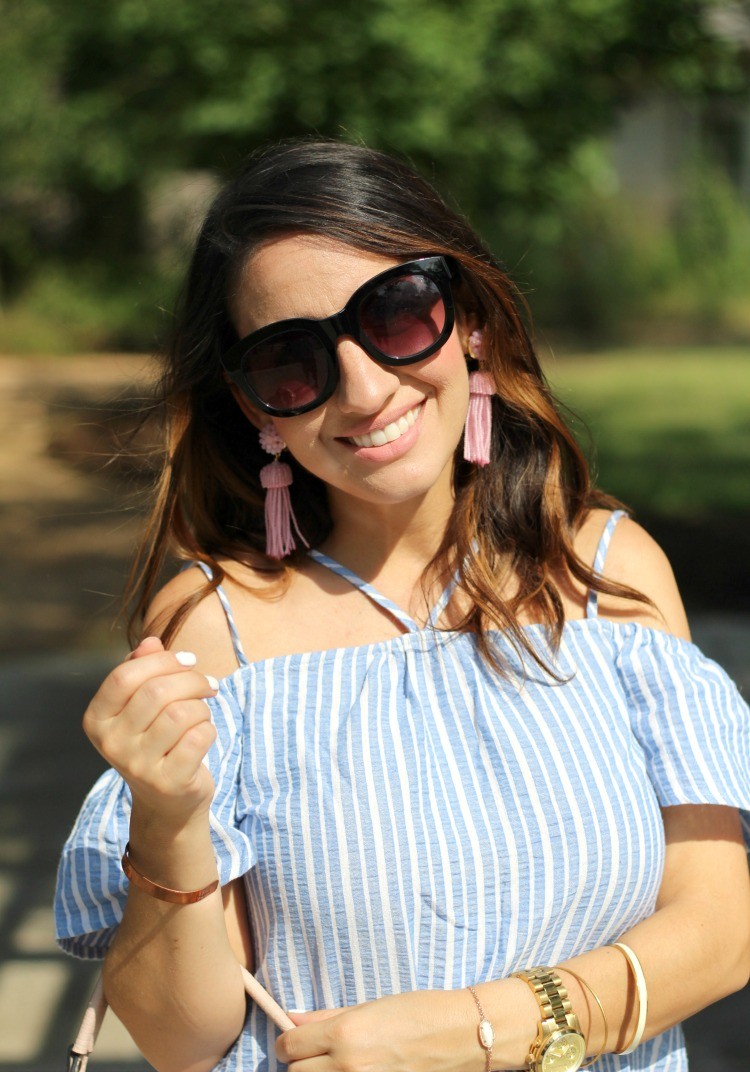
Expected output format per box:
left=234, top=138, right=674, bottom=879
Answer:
left=127, top=138, right=652, bottom=677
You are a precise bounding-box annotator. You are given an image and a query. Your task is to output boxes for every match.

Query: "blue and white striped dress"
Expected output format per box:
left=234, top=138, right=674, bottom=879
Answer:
left=55, top=510, right=750, bottom=1071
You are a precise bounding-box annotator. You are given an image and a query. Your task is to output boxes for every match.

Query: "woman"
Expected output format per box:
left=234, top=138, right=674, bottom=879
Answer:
left=55, top=140, right=750, bottom=1072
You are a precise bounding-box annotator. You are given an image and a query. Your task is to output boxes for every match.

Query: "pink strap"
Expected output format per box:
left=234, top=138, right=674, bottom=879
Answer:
left=240, top=965, right=295, bottom=1029
left=68, top=965, right=295, bottom=1067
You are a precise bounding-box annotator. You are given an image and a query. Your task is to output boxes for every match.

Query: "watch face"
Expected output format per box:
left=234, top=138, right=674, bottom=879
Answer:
left=540, top=1030, right=587, bottom=1072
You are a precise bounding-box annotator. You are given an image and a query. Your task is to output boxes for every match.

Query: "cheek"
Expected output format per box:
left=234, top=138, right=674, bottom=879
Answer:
left=271, top=413, right=326, bottom=467
left=425, top=334, right=471, bottom=401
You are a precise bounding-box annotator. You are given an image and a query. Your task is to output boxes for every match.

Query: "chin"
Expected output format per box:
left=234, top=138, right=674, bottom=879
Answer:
left=342, top=461, right=454, bottom=505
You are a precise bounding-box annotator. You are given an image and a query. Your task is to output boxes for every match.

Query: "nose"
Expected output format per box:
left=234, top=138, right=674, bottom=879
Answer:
left=334, top=337, right=401, bottom=415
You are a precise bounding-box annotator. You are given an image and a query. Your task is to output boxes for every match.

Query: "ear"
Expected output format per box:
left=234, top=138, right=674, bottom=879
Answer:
left=227, top=379, right=269, bottom=432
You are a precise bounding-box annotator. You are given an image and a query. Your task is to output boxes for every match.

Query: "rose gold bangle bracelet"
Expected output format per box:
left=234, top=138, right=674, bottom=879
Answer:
left=121, top=842, right=219, bottom=904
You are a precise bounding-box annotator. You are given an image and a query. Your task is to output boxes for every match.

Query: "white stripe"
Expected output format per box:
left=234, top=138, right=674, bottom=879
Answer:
left=55, top=595, right=748, bottom=1072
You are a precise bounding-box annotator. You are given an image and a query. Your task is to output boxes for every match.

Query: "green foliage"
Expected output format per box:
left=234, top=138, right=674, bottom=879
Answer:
left=514, top=141, right=750, bottom=344
left=548, top=347, right=750, bottom=516
left=672, top=156, right=750, bottom=324
left=0, top=263, right=170, bottom=353
left=1, top=0, right=749, bottom=347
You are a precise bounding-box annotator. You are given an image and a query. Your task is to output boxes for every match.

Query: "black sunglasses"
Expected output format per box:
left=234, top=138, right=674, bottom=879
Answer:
left=221, top=255, right=457, bottom=417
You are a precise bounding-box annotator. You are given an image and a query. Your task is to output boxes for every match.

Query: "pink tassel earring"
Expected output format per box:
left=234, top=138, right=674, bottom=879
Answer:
left=463, top=329, right=495, bottom=466
left=258, top=424, right=309, bottom=559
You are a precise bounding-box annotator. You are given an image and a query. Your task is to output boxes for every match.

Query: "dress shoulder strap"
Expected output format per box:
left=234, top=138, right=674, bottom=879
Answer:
left=192, top=561, right=250, bottom=668
left=307, top=549, right=420, bottom=633
left=586, top=509, right=630, bottom=619
left=425, top=570, right=459, bottom=630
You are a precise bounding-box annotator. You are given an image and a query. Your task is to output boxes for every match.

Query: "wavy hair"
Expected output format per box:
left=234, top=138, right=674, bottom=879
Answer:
left=126, top=138, right=652, bottom=677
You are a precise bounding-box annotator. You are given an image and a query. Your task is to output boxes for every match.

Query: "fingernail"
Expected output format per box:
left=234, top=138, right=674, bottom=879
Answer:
left=206, top=675, right=219, bottom=691
left=288, top=1009, right=308, bottom=1014
left=175, top=651, right=197, bottom=666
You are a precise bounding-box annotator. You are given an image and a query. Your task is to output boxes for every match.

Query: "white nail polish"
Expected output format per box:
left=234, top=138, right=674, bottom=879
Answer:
left=175, top=651, right=197, bottom=666
left=206, top=675, right=219, bottom=691
left=288, top=1009, right=308, bottom=1014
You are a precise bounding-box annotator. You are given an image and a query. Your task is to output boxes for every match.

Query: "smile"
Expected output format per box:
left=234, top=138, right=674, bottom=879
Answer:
left=347, top=403, right=423, bottom=448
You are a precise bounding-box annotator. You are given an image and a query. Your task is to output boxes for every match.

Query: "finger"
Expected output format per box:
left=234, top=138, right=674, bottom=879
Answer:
left=158, top=718, right=218, bottom=790
left=86, top=649, right=206, bottom=724
left=84, top=655, right=218, bottom=780
left=127, top=635, right=164, bottom=660
left=286, top=1057, right=336, bottom=1072
left=131, top=693, right=217, bottom=768
left=115, top=668, right=218, bottom=737
left=287, top=1010, right=343, bottom=1025
left=276, top=1010, right=348, bottom=1064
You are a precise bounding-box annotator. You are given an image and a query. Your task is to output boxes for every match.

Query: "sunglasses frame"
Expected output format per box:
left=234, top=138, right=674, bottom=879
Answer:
left=221, top=255, right=458, bottom=417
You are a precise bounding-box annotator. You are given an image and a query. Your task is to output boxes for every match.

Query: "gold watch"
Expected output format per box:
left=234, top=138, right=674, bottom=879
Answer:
left=511, top=967, right=586, bottom=1072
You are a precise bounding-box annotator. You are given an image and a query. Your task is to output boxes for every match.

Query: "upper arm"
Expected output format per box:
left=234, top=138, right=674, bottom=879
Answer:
left=143, top=567, right=245, bottom=679
left=657, top=804, right=750, bottom=984
left=592, top=514, right=692, bottom=640
left=658, top=804, right=749, bottom=907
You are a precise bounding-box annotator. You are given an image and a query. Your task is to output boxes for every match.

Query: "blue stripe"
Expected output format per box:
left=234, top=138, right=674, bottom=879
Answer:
left=55, top=512, right=750, bottom=1072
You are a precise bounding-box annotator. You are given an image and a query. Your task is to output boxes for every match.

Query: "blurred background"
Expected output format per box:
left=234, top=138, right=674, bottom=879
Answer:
left=1, top=1, right=749, bottom=1068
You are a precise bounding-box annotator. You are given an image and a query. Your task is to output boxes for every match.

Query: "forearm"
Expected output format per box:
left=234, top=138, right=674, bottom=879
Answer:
left=274, top=811, right=750, bottom=1072
left=470, top=895, right=750, bottom=1069
left=103, top=806, right=246, bottom=1072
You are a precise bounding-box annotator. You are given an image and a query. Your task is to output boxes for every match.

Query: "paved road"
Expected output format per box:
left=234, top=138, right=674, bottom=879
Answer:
left=0, top=617, right=748, bottom=1071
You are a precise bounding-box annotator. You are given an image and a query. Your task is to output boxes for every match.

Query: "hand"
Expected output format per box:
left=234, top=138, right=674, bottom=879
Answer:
left=83, top=636, right=219, bottom=825
left=276, top=988, right=480, bottom=1072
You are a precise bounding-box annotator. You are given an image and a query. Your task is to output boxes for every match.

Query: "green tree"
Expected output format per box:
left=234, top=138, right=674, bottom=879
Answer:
left=1, top=0, right=748, bottom=345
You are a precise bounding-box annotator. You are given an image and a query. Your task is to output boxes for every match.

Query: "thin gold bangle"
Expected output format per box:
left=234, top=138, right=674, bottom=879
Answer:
left=559, top=967, right=608, bottom=1068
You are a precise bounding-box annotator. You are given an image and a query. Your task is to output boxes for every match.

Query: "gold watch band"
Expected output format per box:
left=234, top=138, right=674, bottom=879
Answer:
left=511, top=967, right=586, bottom=1072
left=519, top=967, right=577, bottom=1029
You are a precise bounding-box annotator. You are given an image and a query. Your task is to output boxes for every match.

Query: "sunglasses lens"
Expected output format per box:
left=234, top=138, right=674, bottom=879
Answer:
left=242, top=331, right=329, bottom=412
left=358, top=272, right=447, bottom=359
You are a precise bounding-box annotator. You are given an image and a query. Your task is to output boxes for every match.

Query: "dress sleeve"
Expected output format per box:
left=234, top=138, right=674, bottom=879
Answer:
left=54, top=684, right=256, bottom=959
left=615, top=623, right=750, bottom=847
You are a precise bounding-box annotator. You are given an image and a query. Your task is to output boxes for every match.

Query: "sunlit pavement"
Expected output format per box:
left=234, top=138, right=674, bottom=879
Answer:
left=0, top=618, right=748, bottom=1071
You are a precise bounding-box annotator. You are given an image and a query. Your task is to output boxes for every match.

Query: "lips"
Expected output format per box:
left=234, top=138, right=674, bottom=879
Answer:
left=345, top=402, right=423, bottom=448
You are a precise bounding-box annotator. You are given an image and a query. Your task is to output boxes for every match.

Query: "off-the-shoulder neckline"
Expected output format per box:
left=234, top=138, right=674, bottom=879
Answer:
left=213, top=615, right=700, bottom=686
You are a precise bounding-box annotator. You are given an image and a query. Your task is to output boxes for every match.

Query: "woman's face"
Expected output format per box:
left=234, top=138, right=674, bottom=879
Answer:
left=229, top=234, right=471, bottom=511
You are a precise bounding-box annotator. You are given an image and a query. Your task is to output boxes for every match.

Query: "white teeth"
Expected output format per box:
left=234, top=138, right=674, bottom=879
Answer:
left=350, top=403, right=422, bottom=448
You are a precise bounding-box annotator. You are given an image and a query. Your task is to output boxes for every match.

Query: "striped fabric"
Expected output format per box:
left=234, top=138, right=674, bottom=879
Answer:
left=55, top=510, right=750, bottom=1071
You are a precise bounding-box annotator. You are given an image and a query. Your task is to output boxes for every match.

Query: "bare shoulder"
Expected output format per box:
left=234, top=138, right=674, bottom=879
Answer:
left=579, top=509, right=691, bottom=640
left=144, top=561, right=281, bottom=679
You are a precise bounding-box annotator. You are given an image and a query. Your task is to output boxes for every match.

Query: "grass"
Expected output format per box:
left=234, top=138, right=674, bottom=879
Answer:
left=545, top=346, right=750, bottom=519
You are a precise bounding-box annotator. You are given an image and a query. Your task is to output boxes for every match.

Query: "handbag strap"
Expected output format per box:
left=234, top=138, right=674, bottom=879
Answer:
left=67, top=966, right=296, bottom=1069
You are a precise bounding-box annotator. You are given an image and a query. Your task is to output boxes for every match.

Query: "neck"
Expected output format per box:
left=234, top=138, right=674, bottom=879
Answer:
left=320, top=475, right=455, bottom=580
